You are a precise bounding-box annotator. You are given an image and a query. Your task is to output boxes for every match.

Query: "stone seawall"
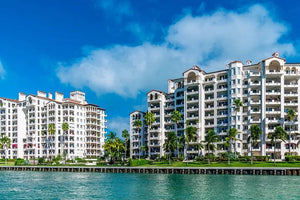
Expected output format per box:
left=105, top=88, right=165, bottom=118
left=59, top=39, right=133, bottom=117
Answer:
left=1, top=166, right=300, bottom=175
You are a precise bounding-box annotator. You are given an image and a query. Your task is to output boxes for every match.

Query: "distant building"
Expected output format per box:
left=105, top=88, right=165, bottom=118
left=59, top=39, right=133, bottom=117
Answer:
left=130, top=52, right=300, bottom=160
left=0, top=90, right=107, bottom=160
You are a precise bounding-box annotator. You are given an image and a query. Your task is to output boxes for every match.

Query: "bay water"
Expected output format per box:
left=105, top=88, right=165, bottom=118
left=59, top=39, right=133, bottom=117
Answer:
left=0, top=171, right=299, bottom=199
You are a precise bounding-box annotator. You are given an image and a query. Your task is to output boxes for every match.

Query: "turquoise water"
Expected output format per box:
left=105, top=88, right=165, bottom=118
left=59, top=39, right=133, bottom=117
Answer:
left=0, top=171, right=299, bottom=199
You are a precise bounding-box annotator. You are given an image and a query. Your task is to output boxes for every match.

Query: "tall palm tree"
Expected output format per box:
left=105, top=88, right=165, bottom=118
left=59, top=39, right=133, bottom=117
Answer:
left=234, top=98, right=243, bottom=128
left=47, top=123, right=55, bottom=161
left=185, top=126, right=197, bottom=160
left=133, top=119, right=142, bottom=159
left=248, top=125, right=262, bottom=165
left=144, top=111, right=155, bottom=159
left=225, top=128, right=239, bottom=165
left=171, top=110, right=182, bottom=158
left=61, top=122, right=69, bottom=158
left=107, top=132, right=116, bottom=140
left=115, top=137, right=125, bottom=160
left=205, top=130, right=219, bottom=165
left=141, top=145, right=148, bottom=157
left=268, top=126, right=287, bottom=166
left=0, top=135, right=11, bottom=165
left=287, top=108, right=296, bottom=155
left=163, top=131, right=177, bottom=165
left=233, top=98, right=243, bottom=155
left=122, top=129, right=130, bottom=159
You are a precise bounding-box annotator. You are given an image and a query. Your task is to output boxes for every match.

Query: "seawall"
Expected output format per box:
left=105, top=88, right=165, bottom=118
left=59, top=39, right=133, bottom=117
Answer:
left=1, top=166, right=300, bottom=175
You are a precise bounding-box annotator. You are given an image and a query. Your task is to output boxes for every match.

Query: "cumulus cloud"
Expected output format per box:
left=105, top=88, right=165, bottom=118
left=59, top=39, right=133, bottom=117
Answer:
left=107, top=116, right=129, bottom=137
left=57, top=4, right=295, bottom=97
left=0, top=61, right=5, bottom=79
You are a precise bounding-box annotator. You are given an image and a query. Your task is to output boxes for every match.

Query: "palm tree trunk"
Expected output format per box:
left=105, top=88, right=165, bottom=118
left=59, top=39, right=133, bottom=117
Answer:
left=250, top=141, right=253, bottom=165
left=124, top=141, right=127, bottom=160
left=184, top=142, right=187, bottom=160
left=175, top=123, right=179, bottom=159
left=274, top=141, right=276, bottom=166
left=289, top=123, right=291, bottom=155
left=148, top=127, right=150, bottom=159
left=228, top=141, right=231, bottom=165
left=208, top=144, right=210, bottom=165
left=169, top=150, right=171, bottom=165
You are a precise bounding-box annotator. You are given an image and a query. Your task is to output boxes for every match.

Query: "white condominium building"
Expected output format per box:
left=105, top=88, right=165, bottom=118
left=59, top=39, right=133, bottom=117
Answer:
left=130, top=52, right=300, bottom=160
left=0, top=90, right=107, bottom=160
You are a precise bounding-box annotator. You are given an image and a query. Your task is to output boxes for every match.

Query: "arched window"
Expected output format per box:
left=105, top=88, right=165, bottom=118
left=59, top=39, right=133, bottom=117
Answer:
left=155, top=93, right=158, bottom=99
left=187, top=72, right=196, bottom=83
left=150, top=94, right=153, bottom=100
left=269, top=60, right=281, bottom=72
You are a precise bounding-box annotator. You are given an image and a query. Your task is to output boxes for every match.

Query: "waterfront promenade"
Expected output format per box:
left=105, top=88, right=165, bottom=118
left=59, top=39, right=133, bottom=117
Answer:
left=1, top=166, right=300, bottom=175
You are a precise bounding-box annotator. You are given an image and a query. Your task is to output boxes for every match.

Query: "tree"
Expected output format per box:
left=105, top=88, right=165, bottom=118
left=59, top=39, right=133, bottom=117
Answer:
left=61, top=122, right=69, bottom=158
left=163, top=131, right=177, bottom=165
left=47, top=123, right=56, bottom=161
left=104, top=135, right=125, bottom=163
left=133, top=119, right=142, bottom=159
left=0, top=135, right=11, bottom=165
left=233, top=98, right=243, bottom=156
left=247, top=125, right=262, bottom=165
left=225, top=128, right=240, bottom=165
left=205, top=130, right=219, bottom=165
left=141, top=145, right=148, bottom=157
left=48, top=123, right=56, bottom=135
left=268, top=126, right=287, bottom=166
left=144, top=111, right=155, bottom=158
left=107, top=132, right=116, bottom=140
left=122, top=129, right=130, bottom=159
left=185, top=126, right=197, bottom=160
left=171, top=110, right=182, bottom=158
left=287, top=108, right=296, bottom=155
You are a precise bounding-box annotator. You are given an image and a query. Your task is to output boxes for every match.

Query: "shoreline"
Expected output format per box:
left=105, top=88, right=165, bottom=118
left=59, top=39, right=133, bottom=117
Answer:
left=1, top=166, right=300, bottom=175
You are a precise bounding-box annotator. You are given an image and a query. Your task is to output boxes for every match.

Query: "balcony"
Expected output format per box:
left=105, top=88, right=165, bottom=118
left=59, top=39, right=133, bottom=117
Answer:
left=186, top=80, right=199, bottom=85
left=284, top=92, right=298, bottom=97
left=188, top=98, right=199, bottom=103
left=250, top=100, right=261, bottom=105
left=284, top=83, right=298, bottom=87
left=149, top=143, right=160, bottom=147
left=285, top=71, right=300, bottom=76
left=266, top=90, right=281, bottom=95
left=284, top=101, right=298, bottom=106
left=186, top=115, right=199, bottom=120
left=266, top=99, right=280, bottom=104
left=266, top=109, right=281, bottom=115
left=187, top=89, right=199, bottom=95
left=266, top=70, right=283, bottom=75
left=266, top=81, right=281, bottom=86
left=250, top=91, right=261, bottom=95
left=266, top=118, right=281, bottom=124
left=250, top=81, right=261, bottom=86
left=249, top=72, right=261, bottom=77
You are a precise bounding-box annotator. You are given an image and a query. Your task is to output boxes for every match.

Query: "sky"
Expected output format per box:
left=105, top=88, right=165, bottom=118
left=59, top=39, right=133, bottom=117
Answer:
left=0, top=0, right=300, bottom=136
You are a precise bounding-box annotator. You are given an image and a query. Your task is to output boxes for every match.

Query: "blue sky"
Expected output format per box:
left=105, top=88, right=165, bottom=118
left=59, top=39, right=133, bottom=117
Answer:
left=0, top=0, right=300, bottom=136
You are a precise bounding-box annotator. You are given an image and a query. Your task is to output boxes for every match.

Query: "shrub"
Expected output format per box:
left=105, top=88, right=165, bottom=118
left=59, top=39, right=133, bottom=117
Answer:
left=15, top=158, right=25, bottom=166
left=239, top=156, right=251, bottom=162
left=254, top=156, right=269, bottom=161
left=38, top=157, right=46, bottom=164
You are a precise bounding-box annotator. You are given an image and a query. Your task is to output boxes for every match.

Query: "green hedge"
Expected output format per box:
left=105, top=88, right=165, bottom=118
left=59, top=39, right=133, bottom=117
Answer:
left=129, top=159, right=149, bottom=166
left=254, top=156, right=270, bottom=161
left=15, top=158, right=25, bottom=165
left=285, top=156, right=300, bottom=161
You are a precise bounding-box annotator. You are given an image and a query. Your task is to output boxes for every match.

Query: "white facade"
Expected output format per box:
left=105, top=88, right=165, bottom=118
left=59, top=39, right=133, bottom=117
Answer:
left=130, top=52, right=300, bottom=160
left=0, top=90, right=107, bottom=160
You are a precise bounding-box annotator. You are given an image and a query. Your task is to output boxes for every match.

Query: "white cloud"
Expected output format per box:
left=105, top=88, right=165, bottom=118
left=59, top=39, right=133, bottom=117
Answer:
left=57, top=4, right=296, bottom=98
left=0, top=61, right=5, bottom=79
left=107, top=116, right=129, bottom=138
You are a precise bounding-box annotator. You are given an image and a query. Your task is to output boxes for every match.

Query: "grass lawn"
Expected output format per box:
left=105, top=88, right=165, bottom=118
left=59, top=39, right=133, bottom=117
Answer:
left=0, top=161, right=15, bottom=166
left=137, top=161, right=300, bottom=168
